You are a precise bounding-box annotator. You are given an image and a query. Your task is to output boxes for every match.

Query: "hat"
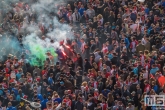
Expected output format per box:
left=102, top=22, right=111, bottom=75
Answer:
left=60, top=81, right=64, bottom=85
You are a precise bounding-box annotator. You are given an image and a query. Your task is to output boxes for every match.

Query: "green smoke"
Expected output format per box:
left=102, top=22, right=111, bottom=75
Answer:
left=23, top=34, right=58, bottom=67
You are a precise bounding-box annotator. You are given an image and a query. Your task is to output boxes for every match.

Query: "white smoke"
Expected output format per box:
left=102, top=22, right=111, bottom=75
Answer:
left=0, top=0, right=73, bottom=64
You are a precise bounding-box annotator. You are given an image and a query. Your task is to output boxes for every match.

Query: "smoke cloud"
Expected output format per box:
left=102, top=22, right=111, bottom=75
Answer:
left=0, top=0, right=73, bottom=66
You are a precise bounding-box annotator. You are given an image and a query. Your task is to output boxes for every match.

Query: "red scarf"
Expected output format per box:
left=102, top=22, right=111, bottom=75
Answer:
left=98, top=61, right=102, bottom=71
left=63, top=99, right=71, bottom=107
left=125, top=80, right=130, bottom=85
left=144, top=84, right=151, bottom=93
left=91, top=81, right=98, bottom=88
left=4, top=68, right=9, bottom=74
left=41, top=70, right=47, bottom=76
left=101, top=103, right=107, bottom=110
left=144, top=63, right=150, bottom=70
left=94, top=92, right=99, bottom=98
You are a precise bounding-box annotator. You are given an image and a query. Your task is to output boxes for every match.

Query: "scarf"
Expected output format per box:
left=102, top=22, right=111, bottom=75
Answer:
left=140, top=55, right=145, bottom=66
left=63, top=99, right=71, bottom=107
left=101, top=103, right=107, bottom=110
left=144, top=84, right=151, bottom=93
left=94, top=92, right=99, bottom=99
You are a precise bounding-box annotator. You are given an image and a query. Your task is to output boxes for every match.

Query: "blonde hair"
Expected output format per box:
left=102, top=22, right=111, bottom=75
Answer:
left=98, top=94, right=103, bottom=101
left=82, top=81, right=88, bottom=86
left=97, top=14, right=103, bottom=20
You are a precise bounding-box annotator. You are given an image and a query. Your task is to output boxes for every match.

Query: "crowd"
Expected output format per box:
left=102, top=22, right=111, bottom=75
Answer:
left=0, top=0, right=165, bottom=110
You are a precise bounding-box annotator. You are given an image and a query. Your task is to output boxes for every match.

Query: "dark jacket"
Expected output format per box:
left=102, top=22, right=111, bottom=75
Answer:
left=129, top=84, right=137, bottom=93
left=87, top=102, right=95, bottom=110
left=111, top=56, right=118, bottom=65
left=77, top=57, right=83, bottom=69
left=90, top=44, right=96, bottom=53
left=80, top=14, right=89, bottom=23
left=57, top=85, right=66, bottom=98
left=84, top=47, right=90, bottom=60
left=74, top=101, right=84, bottom=110
left=136, top=44, right=145, bottom=54
left=84, top=61, right=92, bottom=72
left=64, top=80, right=74, bottom=92
left=108, top=15, right=115, bottom=25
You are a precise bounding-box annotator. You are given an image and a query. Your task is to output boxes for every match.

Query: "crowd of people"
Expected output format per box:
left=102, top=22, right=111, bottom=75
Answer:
left=0, top=0, right=165, bottom=110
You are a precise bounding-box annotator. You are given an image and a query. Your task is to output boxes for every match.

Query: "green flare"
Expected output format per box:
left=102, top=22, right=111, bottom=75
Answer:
left=49, top=47, right=57, bottom=57
left=29, top=44, right=47, bottom=66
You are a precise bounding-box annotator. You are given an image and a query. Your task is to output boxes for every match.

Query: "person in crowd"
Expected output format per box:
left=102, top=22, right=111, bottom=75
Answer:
left=0, top=0, right=165, bottom=110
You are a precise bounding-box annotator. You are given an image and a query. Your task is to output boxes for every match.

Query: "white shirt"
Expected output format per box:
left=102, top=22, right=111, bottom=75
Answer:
left=141, top=38, right=147, bottom=45
left=86, top=9, right=95, bottom=18
left=81, top=42, right=86, bottom=52
left=143, top=70, right=148, bottom=79
left=130, top=24, right=138, bottom=32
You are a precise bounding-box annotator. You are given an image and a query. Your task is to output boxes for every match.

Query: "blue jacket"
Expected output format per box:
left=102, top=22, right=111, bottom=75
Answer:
left=12, top=88, right=18, bottom=96
left=150, top=67, right=159, bottom=75
left=153, top=85, right=158, bottom=93
left=16, top=93, right=24, bottom=101
left=16, top=73, right=21, bottom=80
left=108, top=54, right=113, bottom=60
left=7, top=107, right=16, bottom=110
left=133, top=67, right=138, bottom=75
left=145, top=8, right=149, bottom=14
left=130, top=13, right=137, bottom=22
left=102, top=89, right=110, bottom=97
left=124, top=38, right=130, bottom=48
left=162, top=1, right=165, bottom=7
left=54, top=98, right=62, bottom=103
left=159, top=46, right=165, bottom=52
left=48, top=77, right=54, bottom=85
left=0, top=89, right=3, bottom=96
left=37, top=94, right=43, bottom=101
left=41, top=99, right=48, bottom=109
left=78, top=8, right=85, bottom=16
